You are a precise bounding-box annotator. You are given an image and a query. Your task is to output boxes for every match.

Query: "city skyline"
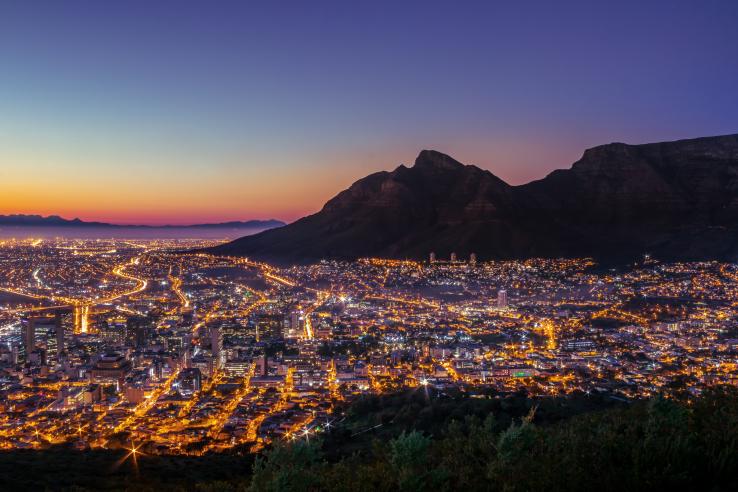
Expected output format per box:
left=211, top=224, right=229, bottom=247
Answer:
left=3, top=2, right=738, bottom=487
left=2, top=0, right=737, bottom=225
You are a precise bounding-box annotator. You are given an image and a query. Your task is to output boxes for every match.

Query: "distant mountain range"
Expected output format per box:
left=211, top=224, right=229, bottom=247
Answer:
left=208, top=134, right=738, bottom=264
left=0, top=215, right=285, bottom=230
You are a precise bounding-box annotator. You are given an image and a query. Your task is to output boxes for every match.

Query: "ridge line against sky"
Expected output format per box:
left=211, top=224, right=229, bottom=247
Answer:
left=1, top=0, right=737, bottom=225
left=0, top=214, right=285, bottom=228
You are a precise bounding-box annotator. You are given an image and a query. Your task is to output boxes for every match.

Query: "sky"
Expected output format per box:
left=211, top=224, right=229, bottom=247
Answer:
left=1, top=0, right=737, bottom=225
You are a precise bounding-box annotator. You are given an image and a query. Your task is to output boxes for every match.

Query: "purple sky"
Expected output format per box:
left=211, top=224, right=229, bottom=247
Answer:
left=1, top=0, right=737, bottom=223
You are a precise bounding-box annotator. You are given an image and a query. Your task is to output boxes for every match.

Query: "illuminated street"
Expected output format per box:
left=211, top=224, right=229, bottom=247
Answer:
left=1, top=239, right=738, bottom=454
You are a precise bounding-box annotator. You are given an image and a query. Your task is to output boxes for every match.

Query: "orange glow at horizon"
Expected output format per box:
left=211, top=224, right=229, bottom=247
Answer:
left=0, top=137, right=581, bottom=225
left=0, top=152, right=356, bottom=225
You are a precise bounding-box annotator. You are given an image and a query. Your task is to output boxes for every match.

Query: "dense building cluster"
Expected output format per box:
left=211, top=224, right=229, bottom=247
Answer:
left=1, top=239, right=737, bottom=454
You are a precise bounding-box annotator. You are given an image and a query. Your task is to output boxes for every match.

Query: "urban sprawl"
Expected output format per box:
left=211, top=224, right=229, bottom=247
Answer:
left=1, top=238, right=737, bottom=454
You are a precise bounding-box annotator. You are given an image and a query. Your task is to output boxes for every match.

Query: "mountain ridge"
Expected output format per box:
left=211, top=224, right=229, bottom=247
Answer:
left=211, top=133, right=738, bottom=264
left=0, top=215, right=285, bottom=229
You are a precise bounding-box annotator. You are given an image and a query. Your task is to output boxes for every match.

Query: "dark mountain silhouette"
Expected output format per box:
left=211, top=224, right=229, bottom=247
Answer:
left=0, top=215, right=285, bottom=230
left=209, top=134, right=738, bottom=264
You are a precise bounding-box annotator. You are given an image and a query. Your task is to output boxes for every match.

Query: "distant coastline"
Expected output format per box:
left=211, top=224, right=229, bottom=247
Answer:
left=0, top=215, right=286, bottom=239
left=0, top=214, right=285, bottom=229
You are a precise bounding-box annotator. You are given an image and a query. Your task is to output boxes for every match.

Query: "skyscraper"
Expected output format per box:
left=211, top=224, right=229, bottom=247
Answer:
left=287, top=312, right=302, bottom=339
left=469, top=253, right=477, bottom=266
left=101, top=320, right=126, bottom=347
left=21, top=317, right=35, bottom=359
left=497, top=289, right=508, bottom=309
left=21, top=314, right=65, bottom=365
left=450, top=252, right=458, bottom=262
left=429, top=252, right=436, bottom=264
left=178, top=368, right=202, bottom=396
left=126, top=316, right=153, bottom=348
left=210, top=325, right=224, bottom=369
left=54, top=310, right=65, bottom=360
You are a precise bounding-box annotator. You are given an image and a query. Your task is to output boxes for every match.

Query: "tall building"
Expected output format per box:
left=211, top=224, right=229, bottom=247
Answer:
left=450, top=252, right=458, bottom=262
left=429, top=252, right=436, bottom=264
left=210, top=325, right=224, bottom=369
left=255, top=313, right=287, bottom=340
left=182, top=345, right=192, bottom=368
left=6, top=336, right=22, bottom=365
left=100, top=320, right=126, bottom=347
left=126, top=316, right=153, bottom=348
left=56, top=310, right=73, bottom=363
left=288, top=311, right=303, bottom=338
left=469, top=253, right=477, bottom=266
left=255, top=354, right=268, bottom=376
left=497, top=289, right=508, bottom=309
left=21, top=314, right=65, bottom=365
left=53, top=310, right=65, bottom=360
left=224, top=358, right=251, bottom=377
left=177, top=368, right=202, bottom=395
left=21, top=317, right=35, bottom=360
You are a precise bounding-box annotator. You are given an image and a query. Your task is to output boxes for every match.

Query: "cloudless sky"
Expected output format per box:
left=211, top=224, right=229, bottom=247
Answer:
left=1, top=0, right=737, bottom=224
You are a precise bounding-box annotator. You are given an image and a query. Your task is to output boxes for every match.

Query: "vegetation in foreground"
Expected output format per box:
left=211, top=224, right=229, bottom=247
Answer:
left=2, top=387, right=738, bottom=491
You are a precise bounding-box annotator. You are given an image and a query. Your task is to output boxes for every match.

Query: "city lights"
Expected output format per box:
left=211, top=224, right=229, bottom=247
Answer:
left=1, top=239, right=737, bottom=455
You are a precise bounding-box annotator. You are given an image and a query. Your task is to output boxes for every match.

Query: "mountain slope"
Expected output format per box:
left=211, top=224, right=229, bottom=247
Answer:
left=210, top=134, right=738, bottom=264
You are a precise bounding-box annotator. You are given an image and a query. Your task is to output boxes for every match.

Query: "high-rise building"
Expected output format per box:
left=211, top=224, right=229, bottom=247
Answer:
left=182, top=345, right=192, bottom=368
left=21, top=314, right=65, bottom=365
left=100, top=320, right=126, bottom=347
left=469, top=253, right=477, bottom=265
left=255, top=354, right=268, bottom=376
left=288, top=311, right=303, bottom=338
left=53, top=310, right=65, bottom=360
left=210, top=325, right=224, bottom=369
left=497, top=289, right=508, bottom=309
left=450, top=252, right=458, bottom=262
left=256, top=313, right=292, bottom=342
left=190, top=355, right=213, bottom=378
left=56, top=310, right=73, bottom=361
left=126, top=316, right=153, bottom=348
left=255, top=313, right=285, bottom=341
left=21, top=317, right=35, bottom=359
left=224, top=358, right=251, bottom=377
left=177, top=368, right=202, bottom=395
left=429, top=252, right=436, bottom=264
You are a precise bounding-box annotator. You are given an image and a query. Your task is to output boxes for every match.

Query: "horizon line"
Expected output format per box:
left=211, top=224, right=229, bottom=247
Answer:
left=0, top=213, right=288, bottom=228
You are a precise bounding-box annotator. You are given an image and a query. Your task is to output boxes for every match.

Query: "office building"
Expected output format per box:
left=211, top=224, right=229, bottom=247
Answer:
left=21, top=314, right=65, bottom=365
left=257, top=313, right=285, bottom=341
left=177, top=368, right=202, bottom=396
left=126, top=316, right=153, bottom=348
left=497, top=289, right=508, bottom=309
left=210, top=325, right=224, bottom=369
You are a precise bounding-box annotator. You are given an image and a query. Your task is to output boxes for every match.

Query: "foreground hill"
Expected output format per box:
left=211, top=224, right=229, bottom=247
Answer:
left=210, top=134, right=738, bottom=264
left=2, top=388, right=738, bottom=491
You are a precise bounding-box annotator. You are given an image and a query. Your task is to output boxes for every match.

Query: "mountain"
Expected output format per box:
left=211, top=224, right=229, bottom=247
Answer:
left=208, top=134, right=738, bottom=264
left=0, top=215, right=285, bottom=230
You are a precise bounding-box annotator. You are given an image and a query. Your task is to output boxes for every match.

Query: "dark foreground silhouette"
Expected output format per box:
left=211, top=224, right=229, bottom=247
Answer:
left=2, top=387, right=738, bottom=491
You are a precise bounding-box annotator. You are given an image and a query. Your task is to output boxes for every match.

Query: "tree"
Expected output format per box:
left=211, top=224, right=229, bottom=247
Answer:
left=389, top=431, right=445, bottom=491
left=249, top=440, right=323, bottom=492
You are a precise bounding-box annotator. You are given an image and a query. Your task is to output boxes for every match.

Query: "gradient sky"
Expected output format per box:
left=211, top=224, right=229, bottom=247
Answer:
left=1, top=0, right=737, bottom=225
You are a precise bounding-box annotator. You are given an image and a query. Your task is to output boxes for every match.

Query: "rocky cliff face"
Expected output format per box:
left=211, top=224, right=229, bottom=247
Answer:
left=210, top=134, right=738, bottom=264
